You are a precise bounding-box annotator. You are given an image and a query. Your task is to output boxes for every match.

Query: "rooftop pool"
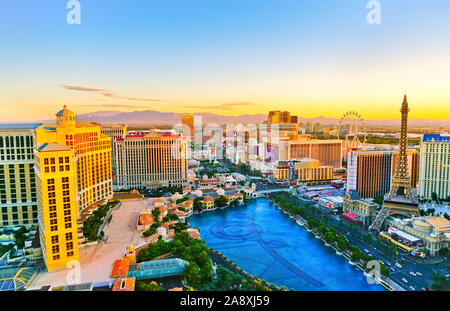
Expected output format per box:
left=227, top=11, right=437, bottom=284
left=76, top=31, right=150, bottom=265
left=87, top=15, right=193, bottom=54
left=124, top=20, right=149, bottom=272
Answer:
left=188, top=198, right=384, bottom=291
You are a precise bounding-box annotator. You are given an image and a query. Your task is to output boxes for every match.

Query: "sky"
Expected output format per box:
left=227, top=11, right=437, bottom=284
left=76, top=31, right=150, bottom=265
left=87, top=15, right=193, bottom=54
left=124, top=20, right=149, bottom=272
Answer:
left=1, top=0, right=450, bottom=122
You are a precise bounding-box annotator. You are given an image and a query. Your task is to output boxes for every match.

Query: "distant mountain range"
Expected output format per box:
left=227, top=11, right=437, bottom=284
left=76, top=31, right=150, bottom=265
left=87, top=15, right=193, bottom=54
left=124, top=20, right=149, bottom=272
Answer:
left=36, top=109, right=449, bottom=128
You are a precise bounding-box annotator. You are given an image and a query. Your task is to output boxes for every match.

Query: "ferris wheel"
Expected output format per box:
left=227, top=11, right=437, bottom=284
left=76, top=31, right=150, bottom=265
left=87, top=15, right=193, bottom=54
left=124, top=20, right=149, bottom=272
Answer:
left=338, top=111, right=367, bottom=151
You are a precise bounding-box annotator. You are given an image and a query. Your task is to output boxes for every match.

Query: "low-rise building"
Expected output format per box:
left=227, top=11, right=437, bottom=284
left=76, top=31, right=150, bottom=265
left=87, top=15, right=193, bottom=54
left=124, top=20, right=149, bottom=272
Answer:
left=296, top=159, right=334, bottom=184
left=386, top=216, right=450, bottom=256
left=183, top=228, right=200, bottom=240
left=198, top=179, right=219, bottom=189
left=318, top=196, right=343, bottom=212
left=112, top=277, right=135, bottom=291
left=342, top=190, right=378, bottom=226
left=203, top=197, right=215, bottom=210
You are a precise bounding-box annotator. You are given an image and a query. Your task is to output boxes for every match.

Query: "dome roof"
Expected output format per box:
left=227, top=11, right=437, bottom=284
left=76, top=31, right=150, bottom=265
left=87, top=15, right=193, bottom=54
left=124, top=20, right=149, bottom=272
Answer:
left=56, top=105, right=75, bottom=116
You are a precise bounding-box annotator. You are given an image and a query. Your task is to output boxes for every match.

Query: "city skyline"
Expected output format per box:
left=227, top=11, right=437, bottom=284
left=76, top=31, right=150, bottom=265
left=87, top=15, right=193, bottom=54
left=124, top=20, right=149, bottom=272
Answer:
left=2, top=0, right=450, bottom=122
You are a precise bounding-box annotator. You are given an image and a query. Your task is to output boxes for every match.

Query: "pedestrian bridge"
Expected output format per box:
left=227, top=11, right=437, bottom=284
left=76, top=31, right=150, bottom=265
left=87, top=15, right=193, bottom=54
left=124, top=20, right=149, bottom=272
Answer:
left=256, top=188, right=293, bottom=197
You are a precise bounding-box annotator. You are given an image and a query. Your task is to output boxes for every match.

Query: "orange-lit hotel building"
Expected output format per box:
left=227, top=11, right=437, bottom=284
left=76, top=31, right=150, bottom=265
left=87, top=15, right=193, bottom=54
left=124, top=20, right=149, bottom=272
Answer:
left=35, top=106, right=113, bottom=271
left=286, top=138, right=343, bottom=169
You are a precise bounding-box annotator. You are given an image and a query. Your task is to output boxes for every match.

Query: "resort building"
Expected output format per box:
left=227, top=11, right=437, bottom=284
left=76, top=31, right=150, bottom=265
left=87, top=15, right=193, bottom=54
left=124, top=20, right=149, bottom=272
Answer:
left=100, top=123, right=127, bottom=170
left=386, top=216, right=450, bottom=256
left=100, top=123, right=127, bottom=140
left=342, top=190, right=378, bottom=226
left=347, top=149, right=419, bottom=199
left=267, top=110, right=296, bottom=124
left=34, top=142, right=79, bottom=272
left=418, top=134, right=450, bottom=200
left=347, top=150, right=393, bottom=199
left=36, top=106, right=113, bottom=213
left=0, top=125, right=39, bottom=228
left=34, top=105, right=112, bottom=272
left=114, top=130, right=188, bottom=190
left=273, top=164, right=289, bottom=181
left=296, top=159, right=334, bottom=184
left=286, top=138, right=343, bottom=168
left=181, top=114, right=195, bottom=139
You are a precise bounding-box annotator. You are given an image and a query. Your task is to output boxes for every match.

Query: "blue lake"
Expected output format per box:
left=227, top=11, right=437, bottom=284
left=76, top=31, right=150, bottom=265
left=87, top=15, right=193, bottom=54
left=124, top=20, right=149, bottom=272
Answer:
left=188, top=198, right=384, bottom=291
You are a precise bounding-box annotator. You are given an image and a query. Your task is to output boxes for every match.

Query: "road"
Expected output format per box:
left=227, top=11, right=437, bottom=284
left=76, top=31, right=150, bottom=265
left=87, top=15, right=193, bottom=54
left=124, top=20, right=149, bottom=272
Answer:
left=281, top=191, right=445, bottom=291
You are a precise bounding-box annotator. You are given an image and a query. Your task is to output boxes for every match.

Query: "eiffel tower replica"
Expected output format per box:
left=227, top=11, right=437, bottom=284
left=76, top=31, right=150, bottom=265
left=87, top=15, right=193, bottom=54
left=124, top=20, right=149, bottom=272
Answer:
left=369, top=94, right=420, bottom=231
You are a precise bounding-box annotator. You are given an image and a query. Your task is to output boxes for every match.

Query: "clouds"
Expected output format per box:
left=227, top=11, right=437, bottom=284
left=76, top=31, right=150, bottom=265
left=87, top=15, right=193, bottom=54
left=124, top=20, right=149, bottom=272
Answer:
left=185, top=102, right=258, bottom=110
left=60, top=85, right=110, bottom=92
left=60, top=84, right=162, bottom=102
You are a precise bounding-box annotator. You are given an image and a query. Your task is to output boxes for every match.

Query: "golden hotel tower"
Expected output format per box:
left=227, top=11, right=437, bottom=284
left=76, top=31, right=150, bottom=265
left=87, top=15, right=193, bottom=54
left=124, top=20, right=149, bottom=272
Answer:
left=35, top=106, right=113, bottom=271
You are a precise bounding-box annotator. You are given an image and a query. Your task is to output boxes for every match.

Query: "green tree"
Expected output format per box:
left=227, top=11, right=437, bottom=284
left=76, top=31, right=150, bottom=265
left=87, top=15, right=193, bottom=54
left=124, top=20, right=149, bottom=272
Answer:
left=430, top=272, right=450, bottom=291
left=135, top=280, right=165, bottom=291
left=14, top=226, right=28, bottom=249
left=214, top=196, right=228, bottom=208
left=193, top=197, right=204, bottom=212
left=373, top=196, right=384, bottom=205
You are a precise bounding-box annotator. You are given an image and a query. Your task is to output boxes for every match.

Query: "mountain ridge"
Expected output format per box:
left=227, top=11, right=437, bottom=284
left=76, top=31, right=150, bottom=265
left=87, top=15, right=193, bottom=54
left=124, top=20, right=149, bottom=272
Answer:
left=28, top=109, right=450, bottom=128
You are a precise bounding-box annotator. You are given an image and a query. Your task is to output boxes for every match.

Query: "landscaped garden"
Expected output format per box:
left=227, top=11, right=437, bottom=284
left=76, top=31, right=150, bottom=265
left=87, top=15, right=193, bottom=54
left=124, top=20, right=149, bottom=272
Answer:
left=82, top=200, right=119, bottom=242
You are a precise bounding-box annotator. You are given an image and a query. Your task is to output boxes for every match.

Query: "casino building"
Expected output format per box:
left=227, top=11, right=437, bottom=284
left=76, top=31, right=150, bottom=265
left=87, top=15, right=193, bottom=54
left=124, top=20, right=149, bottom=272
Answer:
left=0, top=125, right=39, bottom=228
left=35, top=105, right=113, bottom=271
left=114, top=130, right=188, bottom=190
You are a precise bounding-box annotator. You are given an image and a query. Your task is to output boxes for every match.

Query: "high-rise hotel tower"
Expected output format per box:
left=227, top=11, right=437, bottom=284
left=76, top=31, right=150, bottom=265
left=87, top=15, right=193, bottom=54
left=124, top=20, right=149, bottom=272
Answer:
left=418, top=134, right=450, bottom=200
left=35, top=106, right=113, bottom=271
left=0, top=125, right=39, bottom=228
left=114, top=130, right=188, bottom=190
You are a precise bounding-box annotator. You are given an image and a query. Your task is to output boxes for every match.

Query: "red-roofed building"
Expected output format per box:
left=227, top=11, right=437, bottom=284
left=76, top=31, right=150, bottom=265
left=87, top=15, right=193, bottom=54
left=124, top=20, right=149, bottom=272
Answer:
left=111, top=258, right=130, bottom=278
left=112, top=277, right=136, bottom=291
left=183, top=228, right=200, bottom=240
left=137, top=213, right=155, bottom=231
left=198, top=179, right=220, bottom=189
